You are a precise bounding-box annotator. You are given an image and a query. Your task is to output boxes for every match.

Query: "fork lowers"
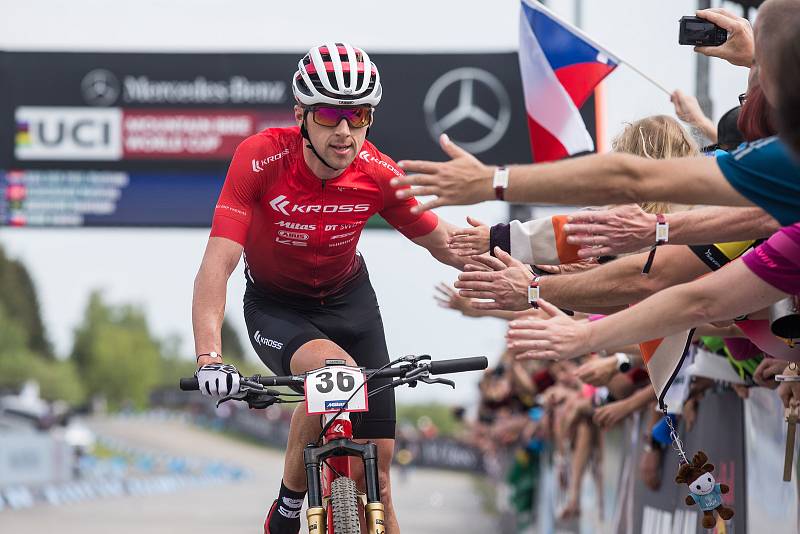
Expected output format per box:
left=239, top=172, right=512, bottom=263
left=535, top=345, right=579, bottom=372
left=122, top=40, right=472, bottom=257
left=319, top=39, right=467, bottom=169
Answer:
left=365, top=502, right=386, bottom=534
left=306, top=506, right=326, bottom=533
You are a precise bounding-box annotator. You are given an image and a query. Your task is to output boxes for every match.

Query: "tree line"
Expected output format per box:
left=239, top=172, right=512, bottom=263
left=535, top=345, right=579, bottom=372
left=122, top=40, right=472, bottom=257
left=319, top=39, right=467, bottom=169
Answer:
left=0, top=245, right=256, bottom=410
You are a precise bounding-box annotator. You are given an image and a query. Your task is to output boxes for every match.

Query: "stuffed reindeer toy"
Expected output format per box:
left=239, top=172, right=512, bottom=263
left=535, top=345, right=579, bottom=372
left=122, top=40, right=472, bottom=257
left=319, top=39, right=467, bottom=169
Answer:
left=675, top=451, right=734, bottom=529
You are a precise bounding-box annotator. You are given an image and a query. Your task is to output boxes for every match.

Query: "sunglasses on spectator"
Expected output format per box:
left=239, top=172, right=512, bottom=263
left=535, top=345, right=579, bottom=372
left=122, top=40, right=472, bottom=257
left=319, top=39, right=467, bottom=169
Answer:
left=307, top=106, right=372, bottom=128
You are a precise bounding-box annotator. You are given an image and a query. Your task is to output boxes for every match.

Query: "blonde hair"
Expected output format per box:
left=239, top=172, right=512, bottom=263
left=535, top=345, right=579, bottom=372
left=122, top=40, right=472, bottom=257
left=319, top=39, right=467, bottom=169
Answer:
left=611, top=115, right=699, bottom=214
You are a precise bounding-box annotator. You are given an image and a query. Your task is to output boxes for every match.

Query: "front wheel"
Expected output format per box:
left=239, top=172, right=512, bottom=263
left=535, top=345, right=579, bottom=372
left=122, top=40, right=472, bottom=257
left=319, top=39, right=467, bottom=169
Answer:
left=330, top=476, right=361, bottom=534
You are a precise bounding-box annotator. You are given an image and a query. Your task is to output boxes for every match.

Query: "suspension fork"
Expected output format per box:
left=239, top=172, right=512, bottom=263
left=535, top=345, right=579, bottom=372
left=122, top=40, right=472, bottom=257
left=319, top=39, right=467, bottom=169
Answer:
left=303, top=412, right=385, bottom=533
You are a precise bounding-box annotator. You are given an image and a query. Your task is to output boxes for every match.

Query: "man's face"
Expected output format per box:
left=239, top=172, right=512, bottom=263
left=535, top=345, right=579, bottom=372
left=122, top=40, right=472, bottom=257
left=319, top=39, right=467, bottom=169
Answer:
left=689, top=472, right=716, bottom=496
left=295, top=105, right=372, bottom=170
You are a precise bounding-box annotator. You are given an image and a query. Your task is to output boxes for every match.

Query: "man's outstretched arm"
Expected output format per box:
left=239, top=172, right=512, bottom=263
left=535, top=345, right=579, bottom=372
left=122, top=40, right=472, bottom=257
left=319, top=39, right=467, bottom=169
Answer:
left=392, top=135, right=752, bottom=213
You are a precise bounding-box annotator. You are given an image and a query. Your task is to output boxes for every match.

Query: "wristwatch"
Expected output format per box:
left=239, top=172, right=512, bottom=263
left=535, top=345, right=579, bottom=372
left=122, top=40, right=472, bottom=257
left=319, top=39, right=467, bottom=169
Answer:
left=493, top=165, right=509, bottom=200
left=615, top=352, right=632, bottom=373
left=528, top=276, right=540, bottom=309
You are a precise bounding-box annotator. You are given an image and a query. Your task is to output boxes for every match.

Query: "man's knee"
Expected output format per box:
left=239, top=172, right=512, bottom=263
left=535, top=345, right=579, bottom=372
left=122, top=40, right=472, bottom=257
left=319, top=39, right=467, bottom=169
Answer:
left=290, top=339, right=356, bottom=374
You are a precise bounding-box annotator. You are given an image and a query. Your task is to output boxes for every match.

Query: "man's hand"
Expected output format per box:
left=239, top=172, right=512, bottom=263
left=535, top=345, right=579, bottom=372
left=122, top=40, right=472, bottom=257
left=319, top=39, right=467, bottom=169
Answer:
left=671, top=89, right=716, bottom=141
left=563, top=204, right=657, bottom=258
left=433, top=282, right=481, bottom=317
left=507, top=300, right=590, bottom=361
left=694, top=8, right=755, bottom=67
left=392, top=134, right=494, bottom=214
left=639, top=446, right=663, bottom=491
left=196, top=363, right=241, bottom=397
left=448, top=216, right=491, bottom=257
left=574, top=355, right=619, bottom=387
left=454, top=248, right=532, bottom=311
left=753, top=358, right=788, bottom=389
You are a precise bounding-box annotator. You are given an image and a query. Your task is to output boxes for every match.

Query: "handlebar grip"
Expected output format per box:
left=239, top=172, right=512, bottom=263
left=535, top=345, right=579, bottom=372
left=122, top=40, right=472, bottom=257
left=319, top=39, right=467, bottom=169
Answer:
left=429, top=357, right=488, bottom=375
left=180, top=377, right=199, bottom=391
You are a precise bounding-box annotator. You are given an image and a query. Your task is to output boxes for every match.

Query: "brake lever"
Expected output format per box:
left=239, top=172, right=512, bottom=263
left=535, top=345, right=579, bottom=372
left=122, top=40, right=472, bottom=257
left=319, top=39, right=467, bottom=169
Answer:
left=419, top=376, right=455, bottom=389
left=216, top=390, right=249, bottom=407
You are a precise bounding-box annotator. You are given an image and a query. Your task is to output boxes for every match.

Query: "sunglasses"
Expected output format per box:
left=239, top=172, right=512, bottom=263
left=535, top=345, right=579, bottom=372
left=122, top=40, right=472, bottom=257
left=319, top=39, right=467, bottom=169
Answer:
left=308, top=106, right=372, bottom=128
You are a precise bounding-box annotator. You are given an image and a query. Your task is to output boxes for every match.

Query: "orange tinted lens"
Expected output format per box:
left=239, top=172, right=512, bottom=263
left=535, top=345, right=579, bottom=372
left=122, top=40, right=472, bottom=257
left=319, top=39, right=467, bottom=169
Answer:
left=313, top=107, right=370, bottom=128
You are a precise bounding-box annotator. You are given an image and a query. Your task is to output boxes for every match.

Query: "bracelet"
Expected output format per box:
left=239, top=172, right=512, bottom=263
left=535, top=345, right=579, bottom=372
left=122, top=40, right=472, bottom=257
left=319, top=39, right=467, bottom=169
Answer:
left=641, top=214, right=668, bottom=275
left=493, top=165, right=509, bottom=200
left=528, top=276, right=540, bottom=309
left=196, top=351, right=222, bottom=363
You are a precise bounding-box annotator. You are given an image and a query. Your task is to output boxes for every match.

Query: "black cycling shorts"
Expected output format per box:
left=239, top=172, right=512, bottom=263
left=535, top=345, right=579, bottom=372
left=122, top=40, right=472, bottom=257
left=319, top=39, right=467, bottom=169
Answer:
left=243, top=266, right=395, bottom=439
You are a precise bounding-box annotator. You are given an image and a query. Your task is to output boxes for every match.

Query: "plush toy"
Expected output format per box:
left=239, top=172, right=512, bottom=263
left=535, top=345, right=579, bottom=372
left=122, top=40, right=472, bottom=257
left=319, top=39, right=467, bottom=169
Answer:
left=675, top=451, right=734, bottom=529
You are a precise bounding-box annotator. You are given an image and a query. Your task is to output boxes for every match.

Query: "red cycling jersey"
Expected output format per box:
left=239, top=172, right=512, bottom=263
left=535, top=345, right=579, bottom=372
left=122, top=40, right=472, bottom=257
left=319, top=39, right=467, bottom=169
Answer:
left=210, top=127, right=439, bottom=297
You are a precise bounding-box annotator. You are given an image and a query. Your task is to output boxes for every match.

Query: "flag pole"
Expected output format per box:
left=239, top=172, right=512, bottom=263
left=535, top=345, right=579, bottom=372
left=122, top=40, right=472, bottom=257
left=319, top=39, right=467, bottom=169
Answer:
left=523, top=0, right=672, bottom=97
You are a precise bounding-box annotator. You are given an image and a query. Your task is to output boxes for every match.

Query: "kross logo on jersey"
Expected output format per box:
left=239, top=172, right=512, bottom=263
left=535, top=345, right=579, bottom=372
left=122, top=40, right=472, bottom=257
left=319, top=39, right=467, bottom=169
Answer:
left=252, top=330, right=283, bottom=350
left=252, top=148, right=290, bottom=172
left=269, top=195, right=370, bottom=216
left=358, top=150, right=402, bottom=177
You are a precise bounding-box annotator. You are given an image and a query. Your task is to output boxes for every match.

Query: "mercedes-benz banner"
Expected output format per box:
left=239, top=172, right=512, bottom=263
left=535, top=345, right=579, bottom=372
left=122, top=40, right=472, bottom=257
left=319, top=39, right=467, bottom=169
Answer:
left=0, top=51, right=597, bottom=227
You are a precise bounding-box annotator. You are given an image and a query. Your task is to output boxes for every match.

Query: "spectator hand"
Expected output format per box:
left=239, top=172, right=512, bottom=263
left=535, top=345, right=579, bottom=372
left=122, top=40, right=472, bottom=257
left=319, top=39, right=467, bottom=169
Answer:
left=196, top=363, right=240, bottom=397
left=639, top=445, right=664, bottom=491
left=448, top=216, right=491, bottom=256
left=574, top=355, right=619, bottom=387
left=752, top=358, right=788, bottom=389
left=777, top=363, right=800, bottom=410
left=535, top=259, right=599, bottom=275
left=455, top=248, right=532, bottom=311
left=563, top=204, right=657, bottom=258
left=507, top=299, right=589, bottom=360
left=393, top=134, right=494, bottom=214
left=694, top=8, right=755, bottom=67
left=433, top=282, right=480, bottom=317
left=671, top=89, right=716, bottom=141
left=593, top=398, right=634, bottom=428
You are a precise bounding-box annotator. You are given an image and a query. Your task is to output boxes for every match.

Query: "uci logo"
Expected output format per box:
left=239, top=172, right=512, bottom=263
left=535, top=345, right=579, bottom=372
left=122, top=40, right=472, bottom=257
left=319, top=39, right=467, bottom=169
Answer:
left=14, top=106, right=122, bottom=161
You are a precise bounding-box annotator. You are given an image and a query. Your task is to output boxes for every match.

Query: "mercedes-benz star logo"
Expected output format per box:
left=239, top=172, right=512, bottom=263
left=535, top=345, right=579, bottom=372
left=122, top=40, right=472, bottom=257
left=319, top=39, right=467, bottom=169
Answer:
left=424, top=67, right=511, bottom=154
left=81, top=69, right=120, bottom=106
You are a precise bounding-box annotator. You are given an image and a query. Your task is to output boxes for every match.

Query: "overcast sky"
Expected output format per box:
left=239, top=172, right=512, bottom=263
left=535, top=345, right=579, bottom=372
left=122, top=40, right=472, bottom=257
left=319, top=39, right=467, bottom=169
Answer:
left=0, top=0, right=750, bottom=404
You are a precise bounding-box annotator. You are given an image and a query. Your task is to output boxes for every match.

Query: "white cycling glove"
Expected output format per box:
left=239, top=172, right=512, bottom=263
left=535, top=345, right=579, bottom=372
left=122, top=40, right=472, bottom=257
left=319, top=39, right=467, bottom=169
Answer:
left=196, top=363, right=241, bottom=397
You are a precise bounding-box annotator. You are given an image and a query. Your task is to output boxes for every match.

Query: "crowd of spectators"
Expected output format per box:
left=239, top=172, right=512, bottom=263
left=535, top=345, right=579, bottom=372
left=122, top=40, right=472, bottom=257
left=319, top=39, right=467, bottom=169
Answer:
left=414, top=0, right=800, bottom=525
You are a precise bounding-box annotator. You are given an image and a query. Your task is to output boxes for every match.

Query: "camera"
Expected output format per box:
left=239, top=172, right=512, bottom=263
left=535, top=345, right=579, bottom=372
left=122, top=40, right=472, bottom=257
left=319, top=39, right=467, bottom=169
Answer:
left=678, top=16, right=728, bottom=46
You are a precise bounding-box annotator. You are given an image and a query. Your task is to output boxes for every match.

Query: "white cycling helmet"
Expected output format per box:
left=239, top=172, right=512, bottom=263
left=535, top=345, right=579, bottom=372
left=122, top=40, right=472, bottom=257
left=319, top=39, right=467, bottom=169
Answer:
left=292, top=42, right=382, bottom=107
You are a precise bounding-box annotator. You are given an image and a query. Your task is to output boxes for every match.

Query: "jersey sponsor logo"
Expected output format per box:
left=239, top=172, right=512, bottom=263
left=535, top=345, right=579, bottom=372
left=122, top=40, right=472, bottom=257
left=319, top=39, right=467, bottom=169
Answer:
left=252, top=147, right=290, bottom=172
left=278, top=230, right=309, bottom=240
left=276, top=220, right=316, bottom=230
left=252, top=330, right=283, bottom=350
left=275, top=237, right=308, bottom=247
left=269, top=194, right=370, bottom=216
left=330, top=231, right=357, bottom=240
left=358, top=150, right=402, bottom=177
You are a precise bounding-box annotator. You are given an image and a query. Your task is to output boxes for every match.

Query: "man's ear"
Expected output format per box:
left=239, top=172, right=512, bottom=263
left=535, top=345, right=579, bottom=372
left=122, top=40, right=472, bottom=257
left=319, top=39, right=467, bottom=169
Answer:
left=294, top=105, right=305, bottom=124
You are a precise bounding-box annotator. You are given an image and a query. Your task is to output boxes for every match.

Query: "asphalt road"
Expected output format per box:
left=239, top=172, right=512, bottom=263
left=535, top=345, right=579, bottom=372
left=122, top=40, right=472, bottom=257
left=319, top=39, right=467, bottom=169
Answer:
left=0, top=416, right=495, bottom=533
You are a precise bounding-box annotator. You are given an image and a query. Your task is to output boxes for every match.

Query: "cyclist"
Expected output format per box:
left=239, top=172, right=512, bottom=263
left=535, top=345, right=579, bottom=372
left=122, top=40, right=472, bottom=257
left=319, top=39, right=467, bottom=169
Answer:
left=192, top=42, right=465, bottom=534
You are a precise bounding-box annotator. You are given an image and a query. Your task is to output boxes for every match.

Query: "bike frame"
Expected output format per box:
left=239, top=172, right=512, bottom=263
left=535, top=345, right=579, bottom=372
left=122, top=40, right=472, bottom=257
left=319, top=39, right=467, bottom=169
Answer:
left=304, top=384, right=385, bottom=534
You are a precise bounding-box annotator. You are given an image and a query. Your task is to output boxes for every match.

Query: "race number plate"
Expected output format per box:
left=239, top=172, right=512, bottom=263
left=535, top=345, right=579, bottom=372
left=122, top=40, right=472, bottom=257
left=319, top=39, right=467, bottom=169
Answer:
left=305, top=366, right=368, bottom=415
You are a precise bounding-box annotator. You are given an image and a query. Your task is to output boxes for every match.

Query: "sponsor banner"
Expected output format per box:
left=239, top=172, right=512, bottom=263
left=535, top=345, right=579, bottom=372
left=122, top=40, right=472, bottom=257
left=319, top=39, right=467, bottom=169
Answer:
left=121, top=108, right=294, bottom=159
left=1, top=169, right=220, bottom=227
left=15, top=107, right=122, bottom=161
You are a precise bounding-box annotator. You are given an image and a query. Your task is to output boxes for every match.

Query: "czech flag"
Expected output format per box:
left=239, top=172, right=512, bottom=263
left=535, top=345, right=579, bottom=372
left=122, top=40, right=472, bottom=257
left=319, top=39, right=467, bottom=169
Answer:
left=519, top=0, right=619, bottom=162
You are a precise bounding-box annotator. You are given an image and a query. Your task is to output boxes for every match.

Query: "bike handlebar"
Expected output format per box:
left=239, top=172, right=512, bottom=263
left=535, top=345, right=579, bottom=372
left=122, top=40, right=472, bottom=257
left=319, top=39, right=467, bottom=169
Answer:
left=179, top=356, right=488, bottom=392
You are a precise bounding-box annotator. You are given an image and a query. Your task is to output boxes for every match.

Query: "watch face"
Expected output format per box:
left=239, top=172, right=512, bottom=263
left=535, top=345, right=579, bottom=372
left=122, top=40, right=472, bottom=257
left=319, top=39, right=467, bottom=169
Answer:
left=620, top=363, right=631, bottom=372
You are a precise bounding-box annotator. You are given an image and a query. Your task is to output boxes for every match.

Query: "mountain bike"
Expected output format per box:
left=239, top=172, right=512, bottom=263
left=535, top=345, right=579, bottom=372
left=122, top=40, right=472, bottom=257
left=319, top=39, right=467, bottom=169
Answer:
left=180, top=354, right=488, bottom=534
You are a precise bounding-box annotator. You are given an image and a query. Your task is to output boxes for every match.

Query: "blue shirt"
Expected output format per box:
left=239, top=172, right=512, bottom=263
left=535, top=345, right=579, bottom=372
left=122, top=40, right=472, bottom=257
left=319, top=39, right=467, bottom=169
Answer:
left=716, top=137, right=800, bottom=226
left=690, top=484, right=723, bottom=511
